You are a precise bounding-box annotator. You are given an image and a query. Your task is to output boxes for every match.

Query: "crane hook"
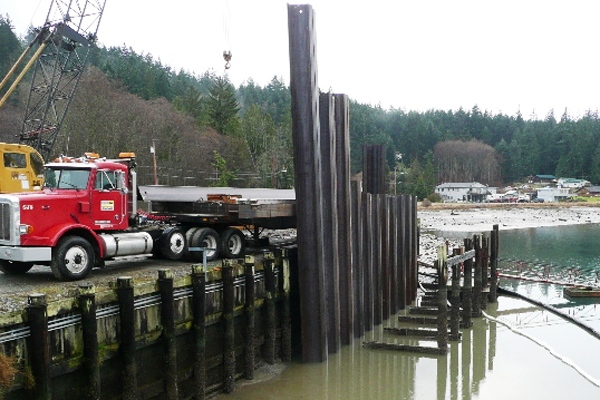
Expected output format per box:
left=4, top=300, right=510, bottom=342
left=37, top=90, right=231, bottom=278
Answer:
left=223, top=50, right=232, bottom=70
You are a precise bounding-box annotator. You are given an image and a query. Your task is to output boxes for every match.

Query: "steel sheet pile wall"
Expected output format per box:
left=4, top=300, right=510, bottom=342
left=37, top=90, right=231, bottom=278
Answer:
left=289, top=4, right=419, bottom=363
left=0, top=252, right=292, bottom=399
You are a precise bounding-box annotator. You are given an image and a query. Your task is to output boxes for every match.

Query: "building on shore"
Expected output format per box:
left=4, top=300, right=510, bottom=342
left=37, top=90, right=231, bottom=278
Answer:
left=536, top=186, right=573, bottom=202
left=435, top=182, right=497, bottom=203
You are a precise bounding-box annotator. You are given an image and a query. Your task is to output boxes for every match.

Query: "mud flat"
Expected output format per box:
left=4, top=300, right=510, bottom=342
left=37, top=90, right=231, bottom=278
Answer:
left=419, top=204, right=600, bottom=234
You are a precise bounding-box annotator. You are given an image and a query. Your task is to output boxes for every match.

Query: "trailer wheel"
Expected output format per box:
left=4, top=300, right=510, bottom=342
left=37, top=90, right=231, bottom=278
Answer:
left=0, top=261, right=34, bottom=275
left=51, top=236, right=95, bottom=281
left=184, top=227, right=200, bottom=259
left=191, top=228, right=219, bottom=261
left=159, top=227, right=187, bottom=260
left=220, top=228, right=245, bottom=258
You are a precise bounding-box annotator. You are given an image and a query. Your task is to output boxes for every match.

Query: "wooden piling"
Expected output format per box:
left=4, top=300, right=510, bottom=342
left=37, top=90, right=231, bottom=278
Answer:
left=27, top=293, right=50, bottom=400
left=319, top=92, right=341, bottom=354
left=158, top=269, right=178, bottom=400
left=489, top=225, right=499, bottom=303
left=462, top=239, right=474, bottom=328
left=243, top=255, right=256, bottom=379
left=450, top=259, right=461, bottom=341
left=351, top=180, right=364, bottom=338
left=191, top=264, right=206, bottom=400
left=334, top=93, right=354, bottom=345
left=381, top=195, right=391, bottom=321
left=436, top=246, right=448, bottom=354
left=78, top=284, right=100, bottom=400
left=389, top=196, right=398, bottom=316
left=397, top=195, right=407, bottom=310
left=409, top=195, right=418, bottom=304
left=222, top=262, right=235, bottom=393
left=481, top=235, right=490, bottom=310
left=403, top=195, right=414, bottom=306
left=364, top=193, right=375, bottom=331
left=373, top=194, right=383, bottom=326
left=117, top=276, right=137, bottom=400
left=277, top=249, right=293, bottom=362
left=288, top=3, right=327, bottom=363
left=472, top=235, right=483, bottom=318
left=263, top=252, right=277, bottom=364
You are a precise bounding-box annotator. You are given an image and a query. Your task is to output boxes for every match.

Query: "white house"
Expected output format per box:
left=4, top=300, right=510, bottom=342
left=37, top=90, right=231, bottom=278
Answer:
left=435, top=182, right=497, bottom=203
left=557, top=178, right=590, bottom=189
left=537, top=187, right=572, bottom=202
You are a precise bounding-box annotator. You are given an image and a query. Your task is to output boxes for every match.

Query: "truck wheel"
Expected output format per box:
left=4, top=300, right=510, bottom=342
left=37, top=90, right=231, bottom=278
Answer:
left=51, top=236, right=95, bottom=281
left=220, top=228, right=245, bottom=258
left=160, top=227, right=186, bottom=260
left=0, top=261, right=34, bottom=275
left=191, top=228, right=219, bottom=261
left=184, top=227, right=200, bottom=259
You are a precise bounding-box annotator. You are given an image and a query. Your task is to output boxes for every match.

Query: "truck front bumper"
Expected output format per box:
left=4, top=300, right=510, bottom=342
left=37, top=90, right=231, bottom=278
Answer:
left=0, top=246, right=52, bottom=262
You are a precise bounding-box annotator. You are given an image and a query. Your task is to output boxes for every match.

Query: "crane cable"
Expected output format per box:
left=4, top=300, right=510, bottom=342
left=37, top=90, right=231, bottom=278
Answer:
left=222, top=0, right=232, bottom=70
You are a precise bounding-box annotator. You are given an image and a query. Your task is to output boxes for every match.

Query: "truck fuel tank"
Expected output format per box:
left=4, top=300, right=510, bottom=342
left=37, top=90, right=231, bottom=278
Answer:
left=99, top=232, right=153, bottom=258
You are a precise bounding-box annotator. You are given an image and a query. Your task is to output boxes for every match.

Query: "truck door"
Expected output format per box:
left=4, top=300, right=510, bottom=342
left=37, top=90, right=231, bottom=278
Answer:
left=0, top=149, right=43, bottom=192
left=91, top=169, right=128, bottom=230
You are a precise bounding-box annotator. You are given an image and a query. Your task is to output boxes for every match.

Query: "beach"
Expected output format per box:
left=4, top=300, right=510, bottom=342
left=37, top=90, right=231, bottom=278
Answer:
left=418, top=203, right=600, bottom=264
left=419, top=203, right=600, bottom=233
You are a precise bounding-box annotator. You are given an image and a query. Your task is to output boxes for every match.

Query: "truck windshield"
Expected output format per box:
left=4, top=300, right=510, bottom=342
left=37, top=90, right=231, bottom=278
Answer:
left=44, top=168, right=91, bottom=190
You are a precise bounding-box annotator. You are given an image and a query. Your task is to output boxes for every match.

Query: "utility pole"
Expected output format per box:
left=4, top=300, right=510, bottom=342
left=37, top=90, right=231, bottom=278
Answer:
left=151, top=140, right=158, bottom=185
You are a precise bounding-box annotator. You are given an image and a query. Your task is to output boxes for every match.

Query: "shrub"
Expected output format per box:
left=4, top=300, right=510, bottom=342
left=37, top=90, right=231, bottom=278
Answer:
left=0, top=351, right=17, bottom=397
left=427, top=193, right=442, bottom=203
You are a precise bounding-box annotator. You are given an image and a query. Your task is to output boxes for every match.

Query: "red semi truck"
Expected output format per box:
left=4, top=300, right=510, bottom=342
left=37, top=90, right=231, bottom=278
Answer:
left=0, top=153, right=295, bottom=280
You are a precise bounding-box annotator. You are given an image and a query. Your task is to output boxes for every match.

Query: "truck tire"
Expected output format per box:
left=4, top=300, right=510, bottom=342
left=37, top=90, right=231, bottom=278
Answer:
left=51, top=236, right=95, bottom=281
left=0, top=260, right=34, bottom=275
left=184, top=227, right=200, bottom=259
left=191, top=228, right=219, bottom=262
left=159, top=227, right=187, bottom=260
left=220, top=228, right=245, bottom=258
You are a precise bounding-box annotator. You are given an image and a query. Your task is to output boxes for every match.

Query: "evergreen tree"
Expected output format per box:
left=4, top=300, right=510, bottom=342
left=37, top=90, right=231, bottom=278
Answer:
left=204, top=76, right=240, bottom=136
left=211, top=150, right=236, bottom=186
left=0, top=15, right=22, bottom=101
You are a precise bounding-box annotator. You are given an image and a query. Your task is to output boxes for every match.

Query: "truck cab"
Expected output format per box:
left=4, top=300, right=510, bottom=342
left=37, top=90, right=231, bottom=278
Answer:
left=0, top=153, right=150, bottom=281
left=0, top=143, right=45, bottom=193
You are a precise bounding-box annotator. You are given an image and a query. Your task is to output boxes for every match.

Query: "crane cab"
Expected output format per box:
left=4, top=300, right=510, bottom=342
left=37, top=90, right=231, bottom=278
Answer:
left=0, top=143, right=44, bottom=193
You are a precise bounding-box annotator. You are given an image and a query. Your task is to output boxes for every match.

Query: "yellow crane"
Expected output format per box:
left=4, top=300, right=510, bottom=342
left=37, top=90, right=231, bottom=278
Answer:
left=0, top=0, right=106, bottom=192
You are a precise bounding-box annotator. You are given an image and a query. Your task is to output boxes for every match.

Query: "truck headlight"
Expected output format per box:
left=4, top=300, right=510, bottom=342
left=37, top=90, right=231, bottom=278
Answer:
left=19, top=224, right=34, bottom=235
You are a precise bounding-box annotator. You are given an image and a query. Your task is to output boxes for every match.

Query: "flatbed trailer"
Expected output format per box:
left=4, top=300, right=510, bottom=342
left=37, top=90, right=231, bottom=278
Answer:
left=0, top=155, right=297, bottom=281
left=139, top=185, right=297, bottom=230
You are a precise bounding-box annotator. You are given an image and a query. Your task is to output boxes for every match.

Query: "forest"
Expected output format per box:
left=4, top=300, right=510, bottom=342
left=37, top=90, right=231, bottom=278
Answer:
left=2, top=15, right=600, bottom=199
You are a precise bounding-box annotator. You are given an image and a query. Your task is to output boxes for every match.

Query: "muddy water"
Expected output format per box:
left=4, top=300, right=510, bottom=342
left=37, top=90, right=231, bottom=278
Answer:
left=216, top=296, right=600, bottom=400
left=216, top=225, right=600, bottom=399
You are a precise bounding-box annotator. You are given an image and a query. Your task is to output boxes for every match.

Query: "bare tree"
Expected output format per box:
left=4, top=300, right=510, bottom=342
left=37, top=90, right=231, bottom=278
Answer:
left=434, top=139, right=502, bottom=185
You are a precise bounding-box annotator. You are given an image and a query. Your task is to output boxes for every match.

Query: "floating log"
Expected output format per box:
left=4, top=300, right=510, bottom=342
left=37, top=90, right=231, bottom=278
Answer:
left=363, top=341, right=447, bottom=355
left=398, top=315, right=438, bottom=325
left=409, top=307, right=439, bottom=316
left=384, top=327, right=437, bottom=339
left=564, top=287, right=600, bottom=298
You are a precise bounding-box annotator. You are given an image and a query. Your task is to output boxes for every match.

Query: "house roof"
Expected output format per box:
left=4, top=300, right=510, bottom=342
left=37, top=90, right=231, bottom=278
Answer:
left=436, top=182, right=486, bottom=189
left=559, top=178, right=588, bottom=183
left=536, top=175, right=556, bottom=179
left=585, top=186, right=600, bottom=193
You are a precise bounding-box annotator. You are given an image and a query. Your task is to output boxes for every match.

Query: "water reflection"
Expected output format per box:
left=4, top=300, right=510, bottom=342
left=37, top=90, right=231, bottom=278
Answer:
left=216, top=296, right=600, bottom=400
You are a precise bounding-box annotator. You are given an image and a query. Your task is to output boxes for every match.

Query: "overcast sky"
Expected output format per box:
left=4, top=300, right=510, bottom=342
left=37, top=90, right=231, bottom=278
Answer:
left=3, top=0, right=600, bottom=119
